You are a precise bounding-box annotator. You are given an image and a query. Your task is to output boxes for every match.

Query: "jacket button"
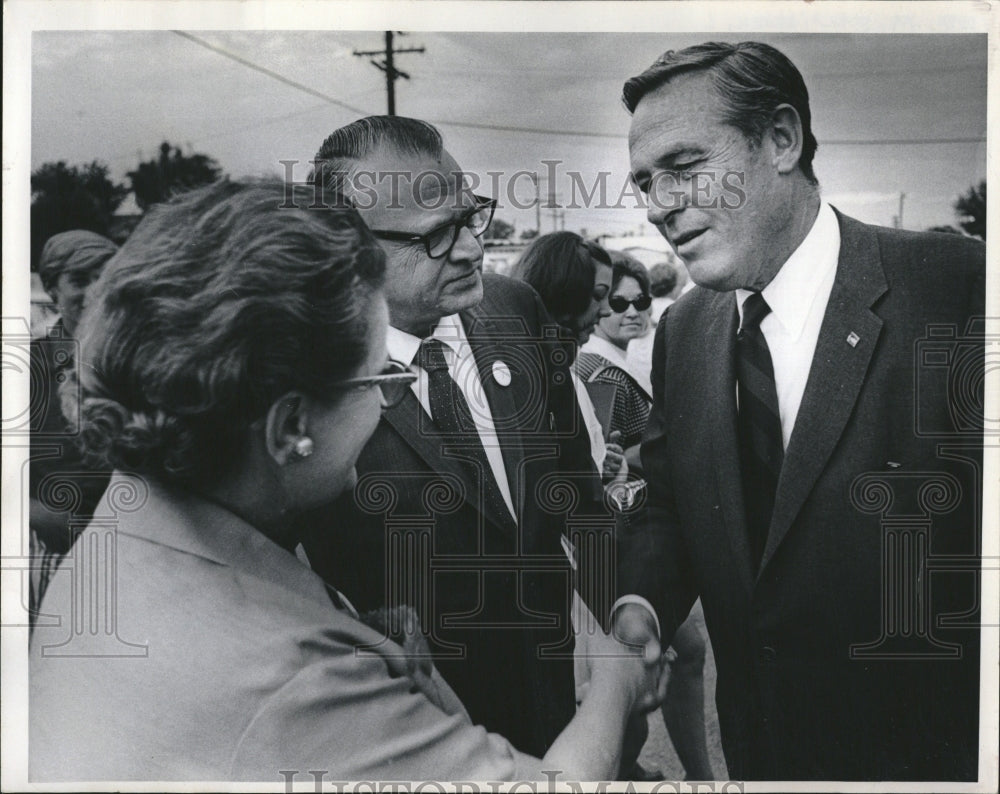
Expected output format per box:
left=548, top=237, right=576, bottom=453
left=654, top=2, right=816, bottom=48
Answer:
left=760, top=645, right=777, bottom=663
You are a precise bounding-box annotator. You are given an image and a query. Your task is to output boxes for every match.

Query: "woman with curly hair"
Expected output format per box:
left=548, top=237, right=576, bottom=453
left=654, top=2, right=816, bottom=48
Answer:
left=29, top=180, right=657, bottom=783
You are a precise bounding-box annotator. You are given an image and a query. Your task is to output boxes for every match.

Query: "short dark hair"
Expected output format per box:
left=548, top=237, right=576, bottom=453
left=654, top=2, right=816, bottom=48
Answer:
left=623, top=41, right=818, bottom=183
left=608, top=250, right=651, bottom=296
left=647, top=262, right=678, bottom=298
left=312, top=116, right=443, bottom=199
left=38, top=230, right=118, bottom=296
left=73, top=179, right=385, bottom=486
left=509, top=232, right=612, bottom=322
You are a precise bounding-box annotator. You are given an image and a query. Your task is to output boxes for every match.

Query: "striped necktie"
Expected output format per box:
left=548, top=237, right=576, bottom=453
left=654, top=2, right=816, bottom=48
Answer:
left=736, top=292, right=783, bottom=569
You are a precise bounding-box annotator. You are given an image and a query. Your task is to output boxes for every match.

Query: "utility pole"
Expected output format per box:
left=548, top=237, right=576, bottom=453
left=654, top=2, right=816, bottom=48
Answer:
left=353, top=31, right=425, bottom=116
left=545, top=190, right=568, bottom=233
left=529, top=173, right=541, bottom=235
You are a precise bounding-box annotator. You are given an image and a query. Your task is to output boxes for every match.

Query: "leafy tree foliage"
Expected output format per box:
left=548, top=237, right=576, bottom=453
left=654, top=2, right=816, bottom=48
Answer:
left=128, top=142, right=223, bottom=211
left=30, top=160, right=128, bottom=270
left=485, top=217, right=515, bottom=241
left=926, top=225, right=964, bottom=235
left=954, top=180, right=985, bottom=240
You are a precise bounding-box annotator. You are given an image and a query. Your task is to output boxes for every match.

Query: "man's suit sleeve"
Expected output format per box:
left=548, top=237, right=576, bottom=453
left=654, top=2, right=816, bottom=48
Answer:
left=621, top=306, right=698, bottom=645
left=524, top=286, right=617, bottom=628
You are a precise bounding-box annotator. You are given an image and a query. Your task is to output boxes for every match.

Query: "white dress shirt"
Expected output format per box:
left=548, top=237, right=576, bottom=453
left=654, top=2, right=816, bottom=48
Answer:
left=736, top=201, right=840, bottom=451
left=387, top=315, right=516, bottom=520
left=616, top=203, right=840, bottom=640
left=571, top=372, right=608, bottom=471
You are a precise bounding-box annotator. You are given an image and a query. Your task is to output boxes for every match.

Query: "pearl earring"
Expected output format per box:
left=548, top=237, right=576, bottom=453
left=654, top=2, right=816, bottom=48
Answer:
left=291, top=437, right=314, bottom=460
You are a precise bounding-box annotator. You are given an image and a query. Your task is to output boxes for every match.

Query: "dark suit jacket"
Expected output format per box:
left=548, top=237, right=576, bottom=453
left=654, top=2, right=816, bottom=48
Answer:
left=301, top=273, right=611, bottom=757
left=622, top=212, right=984, bottom=780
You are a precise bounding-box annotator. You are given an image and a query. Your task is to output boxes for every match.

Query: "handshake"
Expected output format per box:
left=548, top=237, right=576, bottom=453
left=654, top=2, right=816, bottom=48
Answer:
left=578, top=602, right=670, bottom=716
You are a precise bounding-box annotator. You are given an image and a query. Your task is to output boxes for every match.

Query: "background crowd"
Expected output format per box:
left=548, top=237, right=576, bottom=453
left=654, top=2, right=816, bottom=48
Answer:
left=24, top=39, right=986, bottom=785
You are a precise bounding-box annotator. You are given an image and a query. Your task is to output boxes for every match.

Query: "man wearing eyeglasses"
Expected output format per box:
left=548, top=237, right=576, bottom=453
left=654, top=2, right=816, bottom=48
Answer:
left=298, top=116, right=650, bottom=761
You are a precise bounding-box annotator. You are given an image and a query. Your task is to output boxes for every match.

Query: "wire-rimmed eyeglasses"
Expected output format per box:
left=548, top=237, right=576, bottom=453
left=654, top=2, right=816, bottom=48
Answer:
left=340, top=360, right=416, bottom=409
left=367, top=196, right=497, bottom=260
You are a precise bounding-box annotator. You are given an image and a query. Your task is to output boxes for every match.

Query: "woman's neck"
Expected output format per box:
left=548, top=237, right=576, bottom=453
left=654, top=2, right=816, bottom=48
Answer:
left=596, top=327, right=628, bottom=354
left=200, top=475, right=298, bottom=552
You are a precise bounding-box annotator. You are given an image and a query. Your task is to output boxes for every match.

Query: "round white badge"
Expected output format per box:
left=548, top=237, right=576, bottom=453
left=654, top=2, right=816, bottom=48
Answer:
left=492, top=360, right=512, bottom=387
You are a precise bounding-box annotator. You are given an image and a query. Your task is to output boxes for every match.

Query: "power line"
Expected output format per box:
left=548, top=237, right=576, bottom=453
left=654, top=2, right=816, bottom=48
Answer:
left=429, top=120, right=985, bottom=146
left=188, top=102, right=333, bottom=146
left=824, top=137, right=985, bottom=146
left=353, top=31, right=425, bottom=116
left=811, top=64, right=985, bottom=80
left=171, top=31, right=370, bottom=116
left=169, top=32, right=986, bottom=148
left=430, top=118, right=626, bottom=140
left=421, top=63, right=984, bottom=81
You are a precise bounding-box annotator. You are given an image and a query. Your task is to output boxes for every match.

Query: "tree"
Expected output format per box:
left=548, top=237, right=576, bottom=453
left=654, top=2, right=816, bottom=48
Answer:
left=954, top=180, right=985, bottom=240
left=519, top=228, right=539, bottom=241
left=485, top=217, right=515, bottom=241
left=926, top=225, right=963, bottom=235
left=30, top=160, right=129, bottom=270
left=128, top=142, right=223, bottom=211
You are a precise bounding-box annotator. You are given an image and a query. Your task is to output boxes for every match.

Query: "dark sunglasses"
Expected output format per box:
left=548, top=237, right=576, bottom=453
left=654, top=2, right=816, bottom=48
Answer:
left=608, top=294, right=652, bottom=313
left=367, top=196, right=497, bottom=260
left=340, top=360, right=416, bottom=409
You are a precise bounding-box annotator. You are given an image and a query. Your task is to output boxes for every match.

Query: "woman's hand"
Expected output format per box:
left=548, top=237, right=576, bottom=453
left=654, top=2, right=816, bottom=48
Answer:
left=542, top=621, right=668, bottom=779
left=602, top=431, right=629, bottom=484
left=624, top=443, right=643, bottom=475
left=588, top=620, right=668, bottom=715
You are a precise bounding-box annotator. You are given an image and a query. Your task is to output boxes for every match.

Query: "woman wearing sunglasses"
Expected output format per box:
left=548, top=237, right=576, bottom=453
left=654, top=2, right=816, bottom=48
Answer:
left=580, top=252, right=716, bottom=782
left=577, top=251, right=654, bottom=471
left=29, top=180, right=657, bottom=782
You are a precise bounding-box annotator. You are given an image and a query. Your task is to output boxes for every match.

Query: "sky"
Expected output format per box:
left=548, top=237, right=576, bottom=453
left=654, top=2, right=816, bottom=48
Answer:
left=29, top=29, right=988, bottom=242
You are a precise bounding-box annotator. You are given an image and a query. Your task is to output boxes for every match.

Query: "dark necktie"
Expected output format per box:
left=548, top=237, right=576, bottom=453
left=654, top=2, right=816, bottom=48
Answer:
left=736, top=292, right=784, bottom=569
left=418, top=338, right=515, bottom=531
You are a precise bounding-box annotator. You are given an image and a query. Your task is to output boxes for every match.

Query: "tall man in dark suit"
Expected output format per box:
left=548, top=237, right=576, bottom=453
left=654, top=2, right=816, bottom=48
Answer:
left=299, top=117, right=637, bottom=758
left=615, top=42, right=984, bottom=780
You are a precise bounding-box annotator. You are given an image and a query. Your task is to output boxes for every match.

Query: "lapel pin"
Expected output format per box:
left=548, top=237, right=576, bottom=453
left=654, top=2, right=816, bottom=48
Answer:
left=846, top=332, right=860, bottom=348
left=492, top=360, right=512, bottom=387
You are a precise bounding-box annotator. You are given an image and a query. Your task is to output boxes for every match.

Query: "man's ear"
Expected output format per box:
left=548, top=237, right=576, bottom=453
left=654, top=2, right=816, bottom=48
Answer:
left=265, top=391, right=308, bottom=466
left=768, top=104, right=805, bottom=176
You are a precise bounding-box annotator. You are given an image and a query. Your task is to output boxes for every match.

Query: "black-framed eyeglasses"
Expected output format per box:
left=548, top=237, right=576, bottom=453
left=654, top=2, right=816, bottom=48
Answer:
left=340, top=360, right=416, bottom=409
left=609, top=294, right=652, bottom=313
left=367, top=196, right=497, bottom=260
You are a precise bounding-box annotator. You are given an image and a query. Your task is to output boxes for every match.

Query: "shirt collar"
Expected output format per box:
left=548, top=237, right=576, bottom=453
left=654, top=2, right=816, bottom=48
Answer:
left=736, top=202, right=840, bottom=340
left=386, top=314, right=468, bottom=367
left=580, top=334, right=628, bottom=368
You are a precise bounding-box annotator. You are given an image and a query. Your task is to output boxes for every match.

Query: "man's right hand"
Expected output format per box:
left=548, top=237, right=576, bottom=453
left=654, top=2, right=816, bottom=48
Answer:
left=611, top=602, right=664, bottom=712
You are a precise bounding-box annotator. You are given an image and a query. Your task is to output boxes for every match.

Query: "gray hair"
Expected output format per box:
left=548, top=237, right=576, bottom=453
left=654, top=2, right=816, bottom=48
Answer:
left=623, top=41, right=818, bottom=184
left=312, top=116, right=443, bottom=201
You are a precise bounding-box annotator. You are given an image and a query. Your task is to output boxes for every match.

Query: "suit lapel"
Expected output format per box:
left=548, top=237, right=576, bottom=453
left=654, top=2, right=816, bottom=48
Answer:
left=703, top=292, right=756, bottom=591
left=460, top=304, right=526, bottom=518
left=379, top=307, right=521, bottom=535
left=381, top=390, right=486, bottom=520
left=759, top=212, right=888, bottom=573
